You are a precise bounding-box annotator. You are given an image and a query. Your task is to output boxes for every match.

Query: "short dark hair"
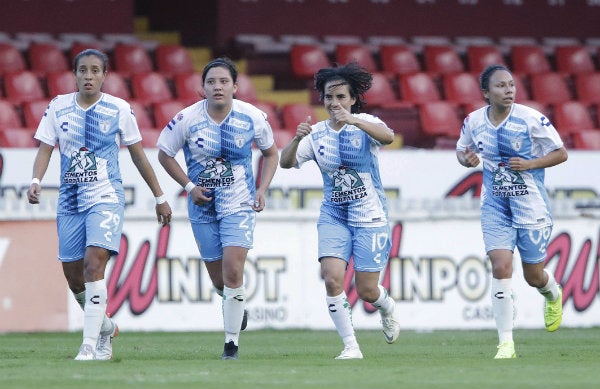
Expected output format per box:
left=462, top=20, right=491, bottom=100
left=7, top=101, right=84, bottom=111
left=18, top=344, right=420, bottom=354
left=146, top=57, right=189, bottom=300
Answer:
left=73, top=49, right=108, bottom=73
left=314, top=62, right=372, bottom=113
left=479, top=64, right=510, bottom=91
left=202, top=57, right=238, bottom=83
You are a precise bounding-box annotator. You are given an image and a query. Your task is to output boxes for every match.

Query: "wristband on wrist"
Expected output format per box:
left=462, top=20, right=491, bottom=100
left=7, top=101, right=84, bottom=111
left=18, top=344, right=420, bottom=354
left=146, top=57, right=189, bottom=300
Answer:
left=155, top=195, right=167, bottom=205
left=31, top=178, right=40, bottom=185
left=184, top=181, right=196, bottom=193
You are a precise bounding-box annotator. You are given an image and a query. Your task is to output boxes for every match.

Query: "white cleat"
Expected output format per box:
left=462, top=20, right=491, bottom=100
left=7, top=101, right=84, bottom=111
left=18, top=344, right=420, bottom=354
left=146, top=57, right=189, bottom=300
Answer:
left=334, top=345, right=363, bottom=360
left=74, top=344, right=96, bottom=361
left=381, top=302, right=400, bottom=344
left=96, top=318, right=119, bottom=361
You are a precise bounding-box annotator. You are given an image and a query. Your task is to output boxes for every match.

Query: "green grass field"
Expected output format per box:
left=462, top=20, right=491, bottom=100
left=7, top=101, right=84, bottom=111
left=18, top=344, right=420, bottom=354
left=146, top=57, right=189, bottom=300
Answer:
left=1, top=328, right=599, bottom=389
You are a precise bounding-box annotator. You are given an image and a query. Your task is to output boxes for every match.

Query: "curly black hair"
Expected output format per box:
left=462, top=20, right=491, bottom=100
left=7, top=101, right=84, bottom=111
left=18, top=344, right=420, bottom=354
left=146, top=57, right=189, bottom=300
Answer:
left=314, top=62, right=372, bottom=113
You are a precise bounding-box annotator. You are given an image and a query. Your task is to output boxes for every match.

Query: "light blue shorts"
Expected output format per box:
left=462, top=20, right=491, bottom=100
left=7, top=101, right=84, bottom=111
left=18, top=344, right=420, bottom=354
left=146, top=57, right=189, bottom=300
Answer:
left=191, top=211, right=256, bottom=262
left=482, top=221, right=552, bottom=264
left=56, top=202, right=124, bottom=262
left=317, top=212, right=391, bottom=272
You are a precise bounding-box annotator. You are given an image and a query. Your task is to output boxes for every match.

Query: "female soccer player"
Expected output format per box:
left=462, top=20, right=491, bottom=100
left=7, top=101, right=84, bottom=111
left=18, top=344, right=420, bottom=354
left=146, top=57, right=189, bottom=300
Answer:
left=456, top=64, right=567, bottom=359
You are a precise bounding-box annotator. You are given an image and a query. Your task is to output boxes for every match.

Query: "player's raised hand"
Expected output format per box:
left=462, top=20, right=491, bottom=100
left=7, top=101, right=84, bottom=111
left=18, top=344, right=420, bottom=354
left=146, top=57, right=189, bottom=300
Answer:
left=295, top=115, right=313, bottom=140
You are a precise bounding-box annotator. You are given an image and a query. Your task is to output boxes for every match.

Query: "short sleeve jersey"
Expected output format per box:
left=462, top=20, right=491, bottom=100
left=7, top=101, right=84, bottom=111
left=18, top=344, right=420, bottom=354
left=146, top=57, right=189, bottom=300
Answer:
left=35, top=92, right=141, bottom=214
left=456, top=103, right=564, bottom=228
left=294, top=113, right=388, bottom=227
left=156, top=99, right=274, bottom=222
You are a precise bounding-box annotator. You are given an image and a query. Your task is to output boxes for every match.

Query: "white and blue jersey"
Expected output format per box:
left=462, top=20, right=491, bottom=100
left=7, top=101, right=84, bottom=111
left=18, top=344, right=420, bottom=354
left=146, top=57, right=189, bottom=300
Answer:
left=35, top=92, right=141, bottom=215
left=156, top=99, right=274, bottom=222
left=294, top=113, right=388, bottom=227
left=456, top=103, right=564, bottom=229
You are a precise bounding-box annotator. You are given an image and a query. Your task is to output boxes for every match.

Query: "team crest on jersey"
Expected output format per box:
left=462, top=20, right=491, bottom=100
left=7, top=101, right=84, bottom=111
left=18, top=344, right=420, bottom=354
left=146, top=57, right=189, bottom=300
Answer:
left=99, top=120, right=111, bottom=133
left=196, top=157, right=235, bottom=188
left=64, top=147, right=98, bottom=184
left=330, top=166, right=367, bottom=203
left=234, top=134, right=245, bottom=148
left=349, top=135, right=362, bottom=148
left=511, top=138, right=523, bottom=151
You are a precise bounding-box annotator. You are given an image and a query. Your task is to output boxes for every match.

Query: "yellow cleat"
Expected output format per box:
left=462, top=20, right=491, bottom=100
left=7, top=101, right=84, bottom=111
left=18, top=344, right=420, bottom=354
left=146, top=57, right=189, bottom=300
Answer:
left=494, top=341, right=516, bottom=359
left=545, top=287, right=563, bottom=332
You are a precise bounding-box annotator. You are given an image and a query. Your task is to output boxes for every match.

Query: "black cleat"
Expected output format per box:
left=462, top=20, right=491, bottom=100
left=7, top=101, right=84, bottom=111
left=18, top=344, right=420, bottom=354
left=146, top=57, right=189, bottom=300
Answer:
left=221, top=341, right=238, bottom=360
left=241, top=309, right=248, bottom=331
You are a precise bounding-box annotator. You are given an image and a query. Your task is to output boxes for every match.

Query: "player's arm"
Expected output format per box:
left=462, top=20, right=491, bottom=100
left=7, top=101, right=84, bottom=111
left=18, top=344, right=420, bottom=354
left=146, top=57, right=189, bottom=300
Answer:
left=509, top=146, right=568, bottom=171
left=28, top=142, right=54, bottom=204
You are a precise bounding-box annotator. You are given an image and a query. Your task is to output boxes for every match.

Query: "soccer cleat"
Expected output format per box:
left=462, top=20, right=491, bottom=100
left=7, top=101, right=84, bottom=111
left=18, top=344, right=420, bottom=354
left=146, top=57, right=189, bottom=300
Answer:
left=241, top=309, right=248, bottom=331
left=74, top=344, right=96, bottom=361
left=494, top=341, right=516, bottom=359
left=380, top=302, right=400, bottom=344
left=221, top=340, right=239, bottom=360
left=545, top=287, right=563, bottom=332
left=334, top=345, right=363, bottom=360
left=96, top=317, right=119, bottom=360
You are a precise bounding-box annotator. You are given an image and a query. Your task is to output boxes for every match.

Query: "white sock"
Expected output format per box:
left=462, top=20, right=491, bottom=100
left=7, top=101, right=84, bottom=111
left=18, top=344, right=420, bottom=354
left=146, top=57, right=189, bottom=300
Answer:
left=491, top=278, right=514, bottom=344
left=326, top=291, right=358, bottom=348
left=371, top=285, right=394, bottom=316
left=82, top=280, right=107, bottom=347
left=223, top=286, right=245, bottom=345
left=73, top=290, right=113, bottom=334
left=538, top=269, right=560, bottom=301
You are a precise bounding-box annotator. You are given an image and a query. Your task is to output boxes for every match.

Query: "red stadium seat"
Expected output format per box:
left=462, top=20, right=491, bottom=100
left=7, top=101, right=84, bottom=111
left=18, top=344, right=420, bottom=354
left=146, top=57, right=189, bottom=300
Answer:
left=466, top=45, right=506, bottom=74
left=254, top=101, right=282, bottom=130
left=574, top=73, right=600, bottom=105
left=512, top=73, right=531, bottom=102
left=0, top=43, right=27, bottom=75
left=46, top=70, right=76, bottom=97
left=129, top=101, right=154, bottom=129
left=519, top=100, right=550, bottom=118
left=130, top=72, right=173, bottom=105
left=173, top=72, right=204, bottom=105
left=22, top=99, right=50, bottom=128
left=28, top=43, right=69, bottom=76
left=530, top=73, right=572, bottom=105
left=272, top=128, right=294, bottom=149
left=281, top=103, right=316, bottom=129
left=379, top=45, right=420, bottom=76
left=290, top=45, right=330, bottom=79
left=423, top=45, right=464, bottom=75
left=335, top=44, right=377, bottom=72
left=552, top=101, right=598, bottom=136
left=235, top=73, right=258, bottom=103
left=555, top=46, right=595, bottom=75
left=418, top=101, right=462, bottom=138
left=0, top=128, right=39, bottom=148
left=140, top=128, right=163, bottom=148
left=155, top=44, right=195, bottom=77
left=69, top=42, right=104, bottom=63
left=364, top=72, right=412, bottom=109
left=3, top=71, right=46, bottom=105
left=0, top=100, right=24, bottom=128
left=572, top=130, right=600, bottom=150
left=398, top=72, right=441, bottom=104
left=152, top=100, right=186, bottom=129
left=113, top=43, right=153, bottom=76
left=443, top=72, right=485, bottom=106
left=510, top=45, right=551, bottom=75
left=101, top=72, right=131, bottom=100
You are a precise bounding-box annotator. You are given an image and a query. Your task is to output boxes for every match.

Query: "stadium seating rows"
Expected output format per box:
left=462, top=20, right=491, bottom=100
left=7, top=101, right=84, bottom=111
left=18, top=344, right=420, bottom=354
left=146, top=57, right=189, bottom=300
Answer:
left=1, top=32, right=600, bottom=149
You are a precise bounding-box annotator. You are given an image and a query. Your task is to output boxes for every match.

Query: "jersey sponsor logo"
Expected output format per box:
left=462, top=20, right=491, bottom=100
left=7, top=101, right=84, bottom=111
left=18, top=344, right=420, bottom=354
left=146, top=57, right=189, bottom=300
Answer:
left=94, top=105, right=118, bottom=117
left=228, top=117, right=250, bottom=130
left=505, top=121, right=526, bottom=133
left=331, top=166, right=367, bottom=203
left=491, top=162, right=528, bottom=197
left=196, top=157, right=235, bottom=188
left=64, top=147, right=99, bottom=184
left=56, top=106, right=75, bottom=118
